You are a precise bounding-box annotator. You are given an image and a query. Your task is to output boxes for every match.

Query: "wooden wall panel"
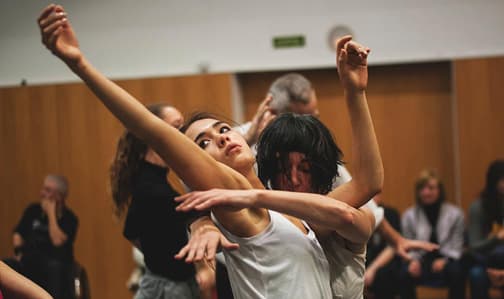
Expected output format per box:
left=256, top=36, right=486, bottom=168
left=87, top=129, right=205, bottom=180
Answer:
left=238, top=62, right=454, bottom=213
left=454, top=57, right=504, bottom=212
left=0, top=73, right=233, bottom=299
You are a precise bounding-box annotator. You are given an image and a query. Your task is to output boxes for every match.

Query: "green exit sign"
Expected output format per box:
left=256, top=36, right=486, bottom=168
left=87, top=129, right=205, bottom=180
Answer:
left=273, top=35, right=305, bottom=49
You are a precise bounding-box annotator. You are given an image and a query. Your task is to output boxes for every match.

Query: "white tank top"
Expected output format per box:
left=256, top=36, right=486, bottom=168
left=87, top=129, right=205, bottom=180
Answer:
left=212, top=210, right=332, bottom=299
left=319, top=232, right=366, bottom=299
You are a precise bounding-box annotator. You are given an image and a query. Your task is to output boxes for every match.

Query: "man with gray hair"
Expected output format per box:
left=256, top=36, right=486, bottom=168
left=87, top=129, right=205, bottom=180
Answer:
left=239, top=73, right=319, bottom=146
left=5, top=174, right=78, bottom=298
left=239, top=72, right=437, bottom=261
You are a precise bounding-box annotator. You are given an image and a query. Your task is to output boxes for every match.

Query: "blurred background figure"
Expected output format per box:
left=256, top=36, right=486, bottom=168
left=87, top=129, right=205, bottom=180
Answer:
left=111, top=103, right=215, bottom=299
left=399, top=170, right=466, bottom=299
left=364, top=192, right=401, bottom=299
left=3, top=175, right=78, bottom=299
left=468, top=160, right=504, bottom=299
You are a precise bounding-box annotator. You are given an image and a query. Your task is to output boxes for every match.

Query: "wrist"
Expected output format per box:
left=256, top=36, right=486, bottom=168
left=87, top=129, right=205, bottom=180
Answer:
left=344, top=89, right=366, bottom=98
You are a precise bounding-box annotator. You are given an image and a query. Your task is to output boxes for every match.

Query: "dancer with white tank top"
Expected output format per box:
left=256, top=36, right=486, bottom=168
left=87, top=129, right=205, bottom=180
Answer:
left=176, top=37, right=382, bottom=299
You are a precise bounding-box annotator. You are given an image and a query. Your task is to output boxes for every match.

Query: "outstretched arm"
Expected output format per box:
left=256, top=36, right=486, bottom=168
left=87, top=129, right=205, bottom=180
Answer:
left=38, top=5, right=245, bottom=192
left=176, top=189, right=374, bottom=244
left=38, top=5, right=265, bottom=237
left=327, top=37, right=383, bottom=208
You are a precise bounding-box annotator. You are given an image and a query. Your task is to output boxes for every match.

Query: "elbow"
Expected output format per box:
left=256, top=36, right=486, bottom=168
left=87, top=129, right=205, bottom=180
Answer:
left=337, top=204, right=359, bottom=227
left=52, top=236, right=68, bottom=247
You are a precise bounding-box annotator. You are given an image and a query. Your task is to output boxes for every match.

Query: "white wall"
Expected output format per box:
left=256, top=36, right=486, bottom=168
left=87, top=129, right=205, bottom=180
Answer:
left=1, top=0, right=504, bottom=86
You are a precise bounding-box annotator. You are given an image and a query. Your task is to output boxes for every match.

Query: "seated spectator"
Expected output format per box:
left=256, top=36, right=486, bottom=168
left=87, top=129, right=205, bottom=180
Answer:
left=3, top=175, right=78, bottom=299
left=399, top=170, right=466, bottom=299
left=364, top=193, right=401, bottom=299
left=468, top=160, right=504, bottom=299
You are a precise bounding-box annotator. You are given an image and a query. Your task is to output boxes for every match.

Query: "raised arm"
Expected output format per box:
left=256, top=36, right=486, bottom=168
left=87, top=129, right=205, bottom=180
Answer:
left=38, top=5, right=267, bottom=238
left=176, top=188, right=374, bottom=244
left=37, top=5, right=248, bottom=192
left=327, top=36, right=383, bottom=208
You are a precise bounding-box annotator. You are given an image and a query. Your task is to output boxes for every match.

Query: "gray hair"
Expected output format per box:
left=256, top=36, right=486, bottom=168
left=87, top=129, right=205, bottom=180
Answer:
left=46, top=174, right=69, bottom=199
left=268, top=73, right=313, bottom=114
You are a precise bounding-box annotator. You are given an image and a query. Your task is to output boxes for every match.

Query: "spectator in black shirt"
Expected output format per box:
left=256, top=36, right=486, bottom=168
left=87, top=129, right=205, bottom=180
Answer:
left=110, top=103, right=215, bottom=299
left=4, top=174, right=78, bottom=299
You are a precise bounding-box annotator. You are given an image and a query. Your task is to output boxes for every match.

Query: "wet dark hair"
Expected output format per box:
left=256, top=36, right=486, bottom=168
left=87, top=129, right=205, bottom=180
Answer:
left=256, top=113, right=343, bottom=194
left=110, top=103, right=170, bottom=217
left=481, top=160, right=504, bottom=232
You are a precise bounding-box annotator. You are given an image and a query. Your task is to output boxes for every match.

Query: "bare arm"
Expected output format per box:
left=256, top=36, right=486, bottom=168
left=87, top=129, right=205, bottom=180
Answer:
left=327, top=37, right=383, bottom=208
left=41, top=199, right=68, bottom=247
left=367, top=246, right=396, bottom=274
left=176, top=189, right=374, bottom=244
left=0, top=261, right=53, bottom=299
left=38, top=5, right=266, bottom=237
left=46, top=210, right=68, bottom=247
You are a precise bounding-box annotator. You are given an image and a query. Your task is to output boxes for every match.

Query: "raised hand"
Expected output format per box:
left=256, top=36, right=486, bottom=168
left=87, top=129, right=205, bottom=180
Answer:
left=38, top=4, right=82, bottom=65
left=175, top=189, right=258, bottom=212
left=335, top=35, right=371, bottom=93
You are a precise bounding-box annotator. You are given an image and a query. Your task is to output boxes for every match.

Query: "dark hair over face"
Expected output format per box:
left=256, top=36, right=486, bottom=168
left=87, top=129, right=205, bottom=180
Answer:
left=256, top=113, right=343, bottom=194
left=481, top=160, right=504, bottom=231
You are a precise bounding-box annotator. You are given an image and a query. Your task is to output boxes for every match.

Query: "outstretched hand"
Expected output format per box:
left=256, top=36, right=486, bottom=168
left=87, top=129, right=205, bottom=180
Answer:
left=175, top=189, right=258, bottom=212
left=395, top=237, right=439, bottom=261
left=335, top=36, right=371, bottom=93
left=175, top=222, right=239, bottom=263
left=38, top=4, right=82, bottom=65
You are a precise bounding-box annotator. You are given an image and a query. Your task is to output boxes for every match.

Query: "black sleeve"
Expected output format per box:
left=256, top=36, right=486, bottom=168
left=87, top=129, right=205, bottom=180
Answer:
left=60, top=211, right=79, bottom=244
left=13, top=204, right=38, bottom=237
left=123, top=201, right=141, bottom=241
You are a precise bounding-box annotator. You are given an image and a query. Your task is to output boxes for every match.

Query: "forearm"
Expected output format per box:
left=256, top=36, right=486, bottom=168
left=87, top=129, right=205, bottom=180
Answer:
left=343, top=90, right=383, bottom=205
left=367, top=246, right=396, bottom=272
left=67, top=57, right=247, bottom=191
left=255, top=189, right=373, bottom=243
left=378, top=219, right=403, bottom=247
left=46, top=212, right=68, bottom=247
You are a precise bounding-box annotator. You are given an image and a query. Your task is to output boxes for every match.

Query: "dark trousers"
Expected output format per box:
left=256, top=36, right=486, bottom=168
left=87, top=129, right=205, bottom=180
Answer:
left=216, top=261, right=234, bottom=299
left=399, top=258, right=466, bottom=299
left=367, top=258, right=401, bottom=299
left=469, top=265, right=490, bottom=299
left=3, top=255, right=72, bottom=299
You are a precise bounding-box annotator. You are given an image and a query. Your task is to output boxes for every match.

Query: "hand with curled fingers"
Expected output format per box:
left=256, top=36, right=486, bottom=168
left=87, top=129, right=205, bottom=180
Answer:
left=175, top=216, right=239, bottom=263
left=175, top=189, right=259, bottom=213
left=38, top=4, right=82, bottom=65
left=334, top=36, right=371, bottom=93
left=244, top=95, right=276, bottom=145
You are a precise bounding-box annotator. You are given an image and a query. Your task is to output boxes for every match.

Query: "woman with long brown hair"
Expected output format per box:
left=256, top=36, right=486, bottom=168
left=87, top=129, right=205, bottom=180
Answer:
left=109, top=103, right=217, bottom=298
